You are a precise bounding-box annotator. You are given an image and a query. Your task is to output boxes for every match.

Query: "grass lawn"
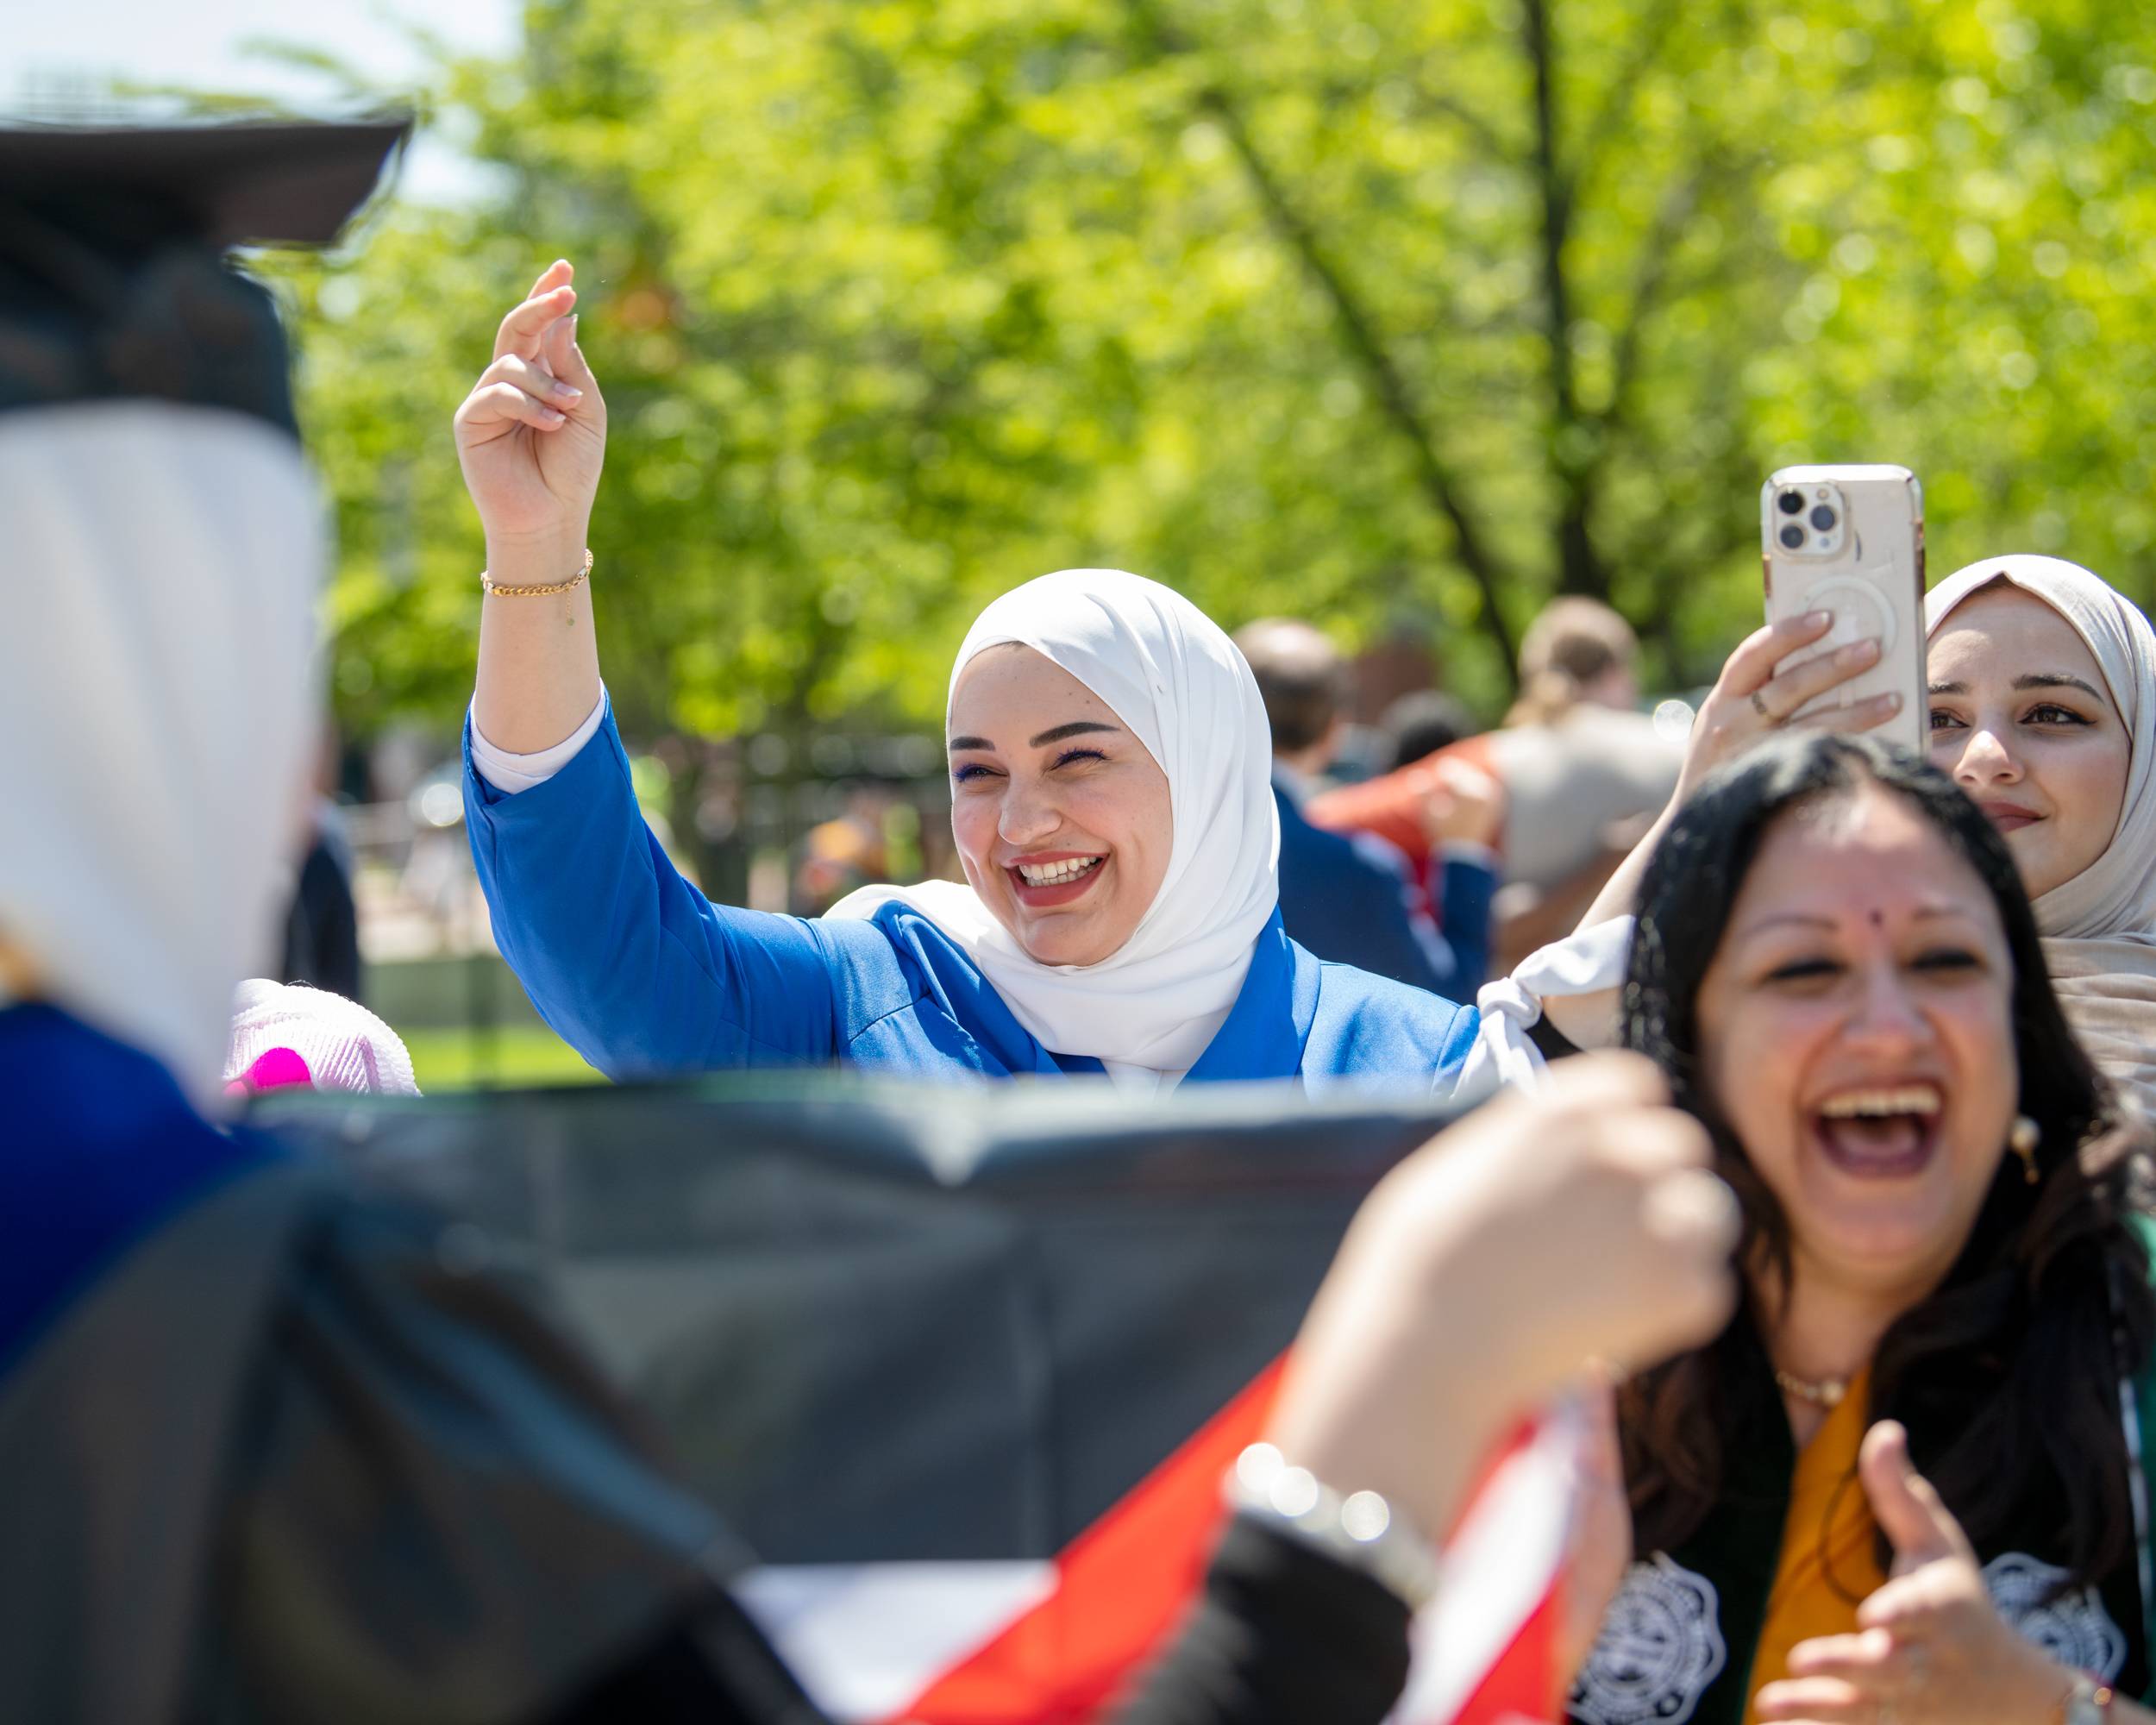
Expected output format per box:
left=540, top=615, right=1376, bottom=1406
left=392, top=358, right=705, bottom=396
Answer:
left=399, top=1024, right=609, bottom=1091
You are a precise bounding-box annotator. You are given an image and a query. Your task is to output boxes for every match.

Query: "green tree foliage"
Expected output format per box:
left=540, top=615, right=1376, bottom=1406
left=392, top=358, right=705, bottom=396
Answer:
left=286, top=0, right=2156, bottom=744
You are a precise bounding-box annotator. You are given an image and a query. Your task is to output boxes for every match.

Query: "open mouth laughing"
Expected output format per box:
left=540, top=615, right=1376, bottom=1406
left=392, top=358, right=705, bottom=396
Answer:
left=1007, top=852, right=1107, bottom=906
left=1808, top=1082, right=1944, bottom=1179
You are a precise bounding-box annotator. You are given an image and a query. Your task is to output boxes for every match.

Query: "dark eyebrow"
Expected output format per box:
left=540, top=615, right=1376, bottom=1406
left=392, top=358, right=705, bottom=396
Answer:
left=1028, top=720, right=1122, bottom=748
left=947, top=720, right=1125, bottom=754
left=1742, top=906, right=1977, bottom=937
left=1926, top=674, right=2109, bottom=704
left=1743, top=913, right=1839, bottom=934
left=2013, top=672, right=2108, bottom=703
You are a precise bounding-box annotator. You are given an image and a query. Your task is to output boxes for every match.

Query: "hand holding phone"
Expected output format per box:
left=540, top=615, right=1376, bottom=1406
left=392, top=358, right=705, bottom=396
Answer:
left=1758, top=464, right=1926, bottom=754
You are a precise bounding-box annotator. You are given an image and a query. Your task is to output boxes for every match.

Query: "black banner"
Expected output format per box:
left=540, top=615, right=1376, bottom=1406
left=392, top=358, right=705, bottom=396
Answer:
left=264, top=1078, right=1465, bottom=1565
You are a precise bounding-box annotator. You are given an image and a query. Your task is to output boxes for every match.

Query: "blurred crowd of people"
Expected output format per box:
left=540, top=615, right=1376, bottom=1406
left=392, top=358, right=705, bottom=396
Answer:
left=12, top=115, right=2156, bottom=1725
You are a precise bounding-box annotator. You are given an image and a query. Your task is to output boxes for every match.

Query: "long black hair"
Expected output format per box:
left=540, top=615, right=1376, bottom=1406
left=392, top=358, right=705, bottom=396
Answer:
left=1620, top=732, right=2153, bottom=1583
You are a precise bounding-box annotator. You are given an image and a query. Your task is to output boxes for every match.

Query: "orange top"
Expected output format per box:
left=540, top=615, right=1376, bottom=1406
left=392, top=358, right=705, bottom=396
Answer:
left=1739, top=1367, right=1887, bottom=1725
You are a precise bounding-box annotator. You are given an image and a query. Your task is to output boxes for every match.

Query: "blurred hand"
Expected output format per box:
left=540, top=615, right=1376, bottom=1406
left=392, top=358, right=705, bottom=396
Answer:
left=453, top=260, right=609, bottom=548
left=1676, top=613, right=1900, bottom=803
left=1267, top=1054, right=1740, bottom=1545
left=1419, top=756, right=1506, bottom=850
left=1753, top=1422, right=2071, bottom=1725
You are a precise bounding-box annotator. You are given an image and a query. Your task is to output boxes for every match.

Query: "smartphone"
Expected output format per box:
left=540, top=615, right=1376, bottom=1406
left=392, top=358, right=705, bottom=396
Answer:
left=1760, top=464, right=1926, bottom=754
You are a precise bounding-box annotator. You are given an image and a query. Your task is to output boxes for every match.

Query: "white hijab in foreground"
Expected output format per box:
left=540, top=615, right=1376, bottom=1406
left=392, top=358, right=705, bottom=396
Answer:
left=829, top=569, right=1279, bottom=1086
left=0, top=403, right=322, bottom=1103
left=1928, top=555, right=2156, bottom=1113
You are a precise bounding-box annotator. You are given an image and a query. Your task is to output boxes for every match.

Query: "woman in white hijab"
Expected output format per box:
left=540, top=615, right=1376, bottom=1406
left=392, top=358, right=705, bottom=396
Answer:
left=1925, top=555, right=2156, bottom=1112
left=455, top=266, right=1478, bottom=1094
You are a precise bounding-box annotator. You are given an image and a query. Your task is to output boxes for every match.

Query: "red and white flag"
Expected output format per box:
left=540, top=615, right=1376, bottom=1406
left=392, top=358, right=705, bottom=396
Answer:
left=739, top=1377, right=1581, bottom=1725
left=1396, top=1406, right=1583, bottom=1725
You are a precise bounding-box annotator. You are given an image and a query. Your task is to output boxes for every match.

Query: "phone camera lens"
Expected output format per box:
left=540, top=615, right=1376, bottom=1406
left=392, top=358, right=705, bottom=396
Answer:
left=1779, top=524, right=1806, bottom=549
left=1809, top=505, right=1838, bottom=531
left=1778, top=489, right=1805, bottom=516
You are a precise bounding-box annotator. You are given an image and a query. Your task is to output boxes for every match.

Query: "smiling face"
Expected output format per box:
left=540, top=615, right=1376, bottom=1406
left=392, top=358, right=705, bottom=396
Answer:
left=1927, top=584, right=2132, bottom=902
left=946, top=643, right=1173, bottom=967
left=1694, top=785, right=2018, bottom=1305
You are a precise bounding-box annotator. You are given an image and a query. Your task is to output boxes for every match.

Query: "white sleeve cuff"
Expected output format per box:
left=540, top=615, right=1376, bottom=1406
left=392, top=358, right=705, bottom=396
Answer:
left=469, top=688, right=607, bottom=794
left=1454, top=915, right=1636, bottom=1095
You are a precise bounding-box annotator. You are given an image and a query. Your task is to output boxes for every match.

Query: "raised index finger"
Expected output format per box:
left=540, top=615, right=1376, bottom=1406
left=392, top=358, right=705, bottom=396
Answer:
left=495, top=283, right=578, bottom=363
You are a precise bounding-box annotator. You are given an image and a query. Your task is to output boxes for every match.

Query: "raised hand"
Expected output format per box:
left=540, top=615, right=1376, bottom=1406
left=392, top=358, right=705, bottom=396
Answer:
left=1753, top=1422, right=2075, bottom=1725
left=454, top=260, right=608, bottom=548
left=1418, top=756, right=1506, bottom=850
left=1266, top=1054, right=1739, bottom=1548
left=1675, top=613, right=1899, bottom=803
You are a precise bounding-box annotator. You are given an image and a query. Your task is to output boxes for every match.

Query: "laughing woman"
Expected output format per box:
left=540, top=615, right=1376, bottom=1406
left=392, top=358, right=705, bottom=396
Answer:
left=453, top=263, right=1476, bottom=1090
left=1565, top=733, right=2156, bottom=1725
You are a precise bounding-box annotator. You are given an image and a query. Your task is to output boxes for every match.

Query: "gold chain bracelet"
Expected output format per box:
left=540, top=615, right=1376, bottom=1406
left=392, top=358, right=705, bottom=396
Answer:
left=481, top=548, right=593, bottom=598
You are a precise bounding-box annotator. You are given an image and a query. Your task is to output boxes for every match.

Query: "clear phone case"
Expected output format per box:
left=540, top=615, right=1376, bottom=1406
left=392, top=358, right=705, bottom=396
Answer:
left=1760, top=464, right=1926, bottom=755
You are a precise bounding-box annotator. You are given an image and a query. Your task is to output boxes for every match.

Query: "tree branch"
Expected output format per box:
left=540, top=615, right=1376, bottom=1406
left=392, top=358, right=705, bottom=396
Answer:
left=1594, top=170, right=1702, bottom=447
left=1521, top=0, right=1602, bottom=598
left=1568, top=0, right=1687, bottom=200
left=1122, top=0, right=1521, bottom=674
left=1409, top=81, right=1519, bottom=162
left=1592, top=141, right=1771, bottom=455
left=1204, top=85, right=1520, bottom=668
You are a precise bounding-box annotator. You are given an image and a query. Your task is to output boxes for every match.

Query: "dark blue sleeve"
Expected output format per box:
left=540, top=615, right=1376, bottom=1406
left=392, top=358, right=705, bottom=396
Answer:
left=461, top=706, right=843, bottom=1079
left=1431, top=851, right=1498, bottom=1000
left=0, top=1007, right=271, bottom=1374
left=1319, top=830, right=1489, bottom=1000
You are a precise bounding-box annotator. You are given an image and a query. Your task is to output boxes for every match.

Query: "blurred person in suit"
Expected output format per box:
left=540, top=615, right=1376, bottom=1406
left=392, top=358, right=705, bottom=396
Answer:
left=1235, top=618, right=1500, bottom=998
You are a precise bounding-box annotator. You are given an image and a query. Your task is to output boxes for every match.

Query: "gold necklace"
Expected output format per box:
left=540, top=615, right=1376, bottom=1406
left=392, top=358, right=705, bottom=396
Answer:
left=1773, top=1367, right=1848, bottom=1408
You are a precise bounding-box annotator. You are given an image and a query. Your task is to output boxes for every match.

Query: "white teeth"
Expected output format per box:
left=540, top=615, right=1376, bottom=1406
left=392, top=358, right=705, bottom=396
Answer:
left=1817, top=1084, right=1943, bottom=1120
left=1016, top=856, right=1102, bottom=886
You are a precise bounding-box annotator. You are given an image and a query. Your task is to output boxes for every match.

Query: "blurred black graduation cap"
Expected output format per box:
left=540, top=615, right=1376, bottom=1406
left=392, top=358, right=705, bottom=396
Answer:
left=0, top=116, right=410, bottom=436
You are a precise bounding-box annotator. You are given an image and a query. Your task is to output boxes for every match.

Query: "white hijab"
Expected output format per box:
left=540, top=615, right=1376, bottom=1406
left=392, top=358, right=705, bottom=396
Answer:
left=0, top=403, right=323, bottom=1105
left=1927, top=555, right=2156, bottom=1113
left=827, top=569, right=1279, bottom=1085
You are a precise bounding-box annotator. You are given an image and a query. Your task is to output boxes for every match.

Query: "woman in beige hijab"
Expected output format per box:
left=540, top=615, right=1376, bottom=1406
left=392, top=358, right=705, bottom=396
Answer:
left=1926, top=555, right=2156, bottom=1113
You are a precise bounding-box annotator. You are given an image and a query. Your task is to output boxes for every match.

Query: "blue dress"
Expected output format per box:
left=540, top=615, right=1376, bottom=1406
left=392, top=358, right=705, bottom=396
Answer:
left=463, top=708, right=1480, bottom=1092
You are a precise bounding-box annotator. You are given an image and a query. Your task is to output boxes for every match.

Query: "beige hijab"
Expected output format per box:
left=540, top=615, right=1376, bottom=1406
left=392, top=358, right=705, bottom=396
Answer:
left=1926, top=555, right=2156, bottom=1116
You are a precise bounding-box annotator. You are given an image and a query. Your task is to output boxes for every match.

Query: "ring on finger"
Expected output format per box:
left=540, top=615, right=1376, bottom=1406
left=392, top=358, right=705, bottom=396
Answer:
left=1750, top=688, right=1775, bottom=724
